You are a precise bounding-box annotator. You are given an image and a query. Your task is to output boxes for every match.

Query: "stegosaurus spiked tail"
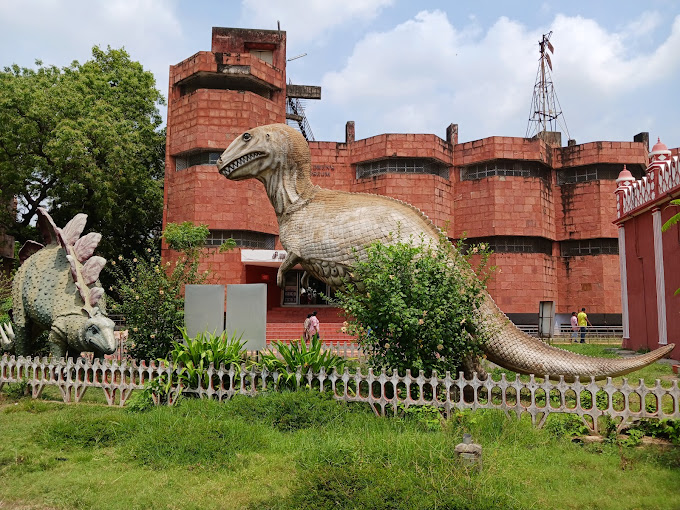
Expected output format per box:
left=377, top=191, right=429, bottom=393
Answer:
left=36, top=208, right=106, bottom=315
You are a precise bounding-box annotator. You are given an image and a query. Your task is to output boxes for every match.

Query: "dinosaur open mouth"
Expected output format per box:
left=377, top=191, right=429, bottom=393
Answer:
left=219, top=151, right=265, bottom=177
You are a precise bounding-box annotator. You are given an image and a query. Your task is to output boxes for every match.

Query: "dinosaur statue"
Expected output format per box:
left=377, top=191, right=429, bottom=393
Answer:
left=216, top=124, right=674, bottom=380
left=0, top=208, right=116, bottom=359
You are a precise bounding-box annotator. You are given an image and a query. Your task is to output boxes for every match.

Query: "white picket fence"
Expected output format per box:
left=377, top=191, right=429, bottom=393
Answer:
left=2, top=355, right=678, bottom=434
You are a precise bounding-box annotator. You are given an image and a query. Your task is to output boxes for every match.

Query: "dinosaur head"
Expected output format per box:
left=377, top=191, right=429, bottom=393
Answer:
left=80, top=313, right=117, bottom=355
left=216, top=124, right=315, bottom=215
left=217, top=125, right=284, bottom=181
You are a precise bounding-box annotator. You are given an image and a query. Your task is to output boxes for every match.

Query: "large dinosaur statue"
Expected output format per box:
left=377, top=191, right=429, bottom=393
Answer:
left=216, top=124, right=674, bottom=380
left=0, top=208, right=116, bottom=359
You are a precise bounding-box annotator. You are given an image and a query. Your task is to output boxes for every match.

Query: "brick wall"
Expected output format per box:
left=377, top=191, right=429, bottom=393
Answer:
left=557, top=254, right=621, bottom=314
left=555, top=141, right=647, bottom=168
left=167, top=89, right=285, bottom=156
left=556, top=181, right=619, bottom=240
left=453, top=176, right=555, bottom=239
left=486, top=253, right=557, bottom=313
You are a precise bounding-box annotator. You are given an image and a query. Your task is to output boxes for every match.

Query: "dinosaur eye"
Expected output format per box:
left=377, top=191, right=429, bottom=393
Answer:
left=243, top=133, right=252, bottom=142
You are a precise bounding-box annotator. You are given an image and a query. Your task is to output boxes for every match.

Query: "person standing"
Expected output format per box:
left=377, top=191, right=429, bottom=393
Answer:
left=303, top=314, right=312, bottom=343
left=577, top=308, right=592, bottom=343
left=309, top=311, right=320, bottom=340
left=570, top=312, right=579, bottom=343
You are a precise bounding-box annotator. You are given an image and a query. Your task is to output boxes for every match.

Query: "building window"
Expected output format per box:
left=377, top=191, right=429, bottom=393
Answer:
left=560, top=238, right=618, bottom=256
left=462, top=236, right=553, bottom=255
left=175, top=151, right=223, bottom=171
left=206, top=230, right=275, bottom=250
left=282, top=270, right=336, bottom=306
left=460, top=159, right=548, bottom=181
left=557, top=164, right=642, bottom=185
left=356, top=158, right=449, bottom=180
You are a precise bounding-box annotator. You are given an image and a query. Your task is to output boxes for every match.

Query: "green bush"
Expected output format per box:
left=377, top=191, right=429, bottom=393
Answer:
left=170, top=327, right=247, bottom=388
left=2, top=379, right=29, bottom=399
left=260, top=335, right=348, bottom=390
left=333, top=232, right=496, bottom=377
left=107, top=222, right=223, bottom=361
left=222, top=391, right=359, bottom=432
left=0, top=271, right=11, bottom=325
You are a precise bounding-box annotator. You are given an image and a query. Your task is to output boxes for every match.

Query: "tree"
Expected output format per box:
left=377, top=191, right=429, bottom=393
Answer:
left=0, top=46, right=165, bottom=265
left=333, top=234, right=496, bottom=377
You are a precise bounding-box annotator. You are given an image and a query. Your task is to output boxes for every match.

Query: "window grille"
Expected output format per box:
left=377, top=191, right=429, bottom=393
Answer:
left=460, top=159, right=548, bottom=181
left=206, top=230, right=275, bottom=250
left=175, top=151, right=223, bottom=171
left=356, top=158, right=449, bottom=179
left=557, top=164, right=640, bottom=185
left=560, top=238, right=619, bottom=256
left=462, top=236, right=553, bottom=255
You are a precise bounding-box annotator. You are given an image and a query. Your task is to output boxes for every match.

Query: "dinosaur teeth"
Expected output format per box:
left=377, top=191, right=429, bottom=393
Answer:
left=222, top=152, right=264, bottom=176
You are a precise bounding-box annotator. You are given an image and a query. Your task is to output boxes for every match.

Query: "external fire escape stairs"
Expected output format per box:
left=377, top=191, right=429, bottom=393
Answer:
left=286, top=82, right=321, bottom=142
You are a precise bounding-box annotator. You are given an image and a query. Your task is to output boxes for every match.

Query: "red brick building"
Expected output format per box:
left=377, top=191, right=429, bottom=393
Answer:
left=163, top=27, right=660, bottom=342
left=614, top=141, right=680, bottom=359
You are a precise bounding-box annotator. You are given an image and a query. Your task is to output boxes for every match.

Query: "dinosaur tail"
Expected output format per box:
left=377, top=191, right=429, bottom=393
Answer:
left=479, top=299, right=674, bottom=381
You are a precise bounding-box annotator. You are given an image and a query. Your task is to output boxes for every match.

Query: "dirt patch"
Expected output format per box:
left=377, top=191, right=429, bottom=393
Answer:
left=0, top=501, right=59, bottom=510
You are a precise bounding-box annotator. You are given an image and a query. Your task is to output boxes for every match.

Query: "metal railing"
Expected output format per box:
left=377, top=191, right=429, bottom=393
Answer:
left=2, top=355, right=677, bottom=434
left=517, top=325, right=623, bottom=340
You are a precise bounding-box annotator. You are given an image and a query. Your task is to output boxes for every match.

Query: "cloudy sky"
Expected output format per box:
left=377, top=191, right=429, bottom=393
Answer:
left=1, top=0, right=679, bottom=147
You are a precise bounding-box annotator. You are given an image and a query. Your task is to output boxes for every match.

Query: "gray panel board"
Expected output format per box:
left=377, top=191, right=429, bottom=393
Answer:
left=226, top=284, right=267, bottom=351
left=184, top=285, right=225, bottom=338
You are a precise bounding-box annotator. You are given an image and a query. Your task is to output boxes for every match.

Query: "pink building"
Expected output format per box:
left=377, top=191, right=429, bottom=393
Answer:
left=614, top=139, right=680, bottom=359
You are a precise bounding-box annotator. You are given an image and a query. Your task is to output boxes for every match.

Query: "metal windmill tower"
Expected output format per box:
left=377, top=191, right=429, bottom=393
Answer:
left=525, top=32, right=570, bottom=140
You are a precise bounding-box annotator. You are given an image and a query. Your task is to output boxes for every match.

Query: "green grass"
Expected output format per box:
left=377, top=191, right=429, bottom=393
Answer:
left=1, top=390, right=679, bottom=510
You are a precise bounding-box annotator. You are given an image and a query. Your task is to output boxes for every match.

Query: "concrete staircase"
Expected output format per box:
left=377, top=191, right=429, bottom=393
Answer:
left=266, top=321, right=356, bottom=344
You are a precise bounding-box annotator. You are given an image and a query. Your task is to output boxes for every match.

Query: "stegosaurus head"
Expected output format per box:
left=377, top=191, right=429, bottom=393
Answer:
left=37, top=207, right=107, bottom=317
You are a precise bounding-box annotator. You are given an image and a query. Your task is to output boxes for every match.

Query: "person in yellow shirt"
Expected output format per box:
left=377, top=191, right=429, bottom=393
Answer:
left=577, top=307, right=592, bottom=343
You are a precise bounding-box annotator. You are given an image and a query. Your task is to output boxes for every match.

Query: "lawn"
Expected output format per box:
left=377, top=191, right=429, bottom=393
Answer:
left=0, top=342, right=678, bottom=509
left=1, top=390, right=679, bottom=509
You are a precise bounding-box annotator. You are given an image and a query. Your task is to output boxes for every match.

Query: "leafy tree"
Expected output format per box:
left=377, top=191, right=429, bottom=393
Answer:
left=333, top=233, right=496, bottom=377
left=0, top=46, right=165, bottom=265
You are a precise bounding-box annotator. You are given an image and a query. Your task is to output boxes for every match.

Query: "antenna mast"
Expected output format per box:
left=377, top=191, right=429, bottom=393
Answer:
left=525, top=32, right=570, bottom=140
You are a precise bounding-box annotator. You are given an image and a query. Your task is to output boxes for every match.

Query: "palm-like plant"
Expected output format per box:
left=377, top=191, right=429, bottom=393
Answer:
left=170, top=328, right=247, bottom=388
left=260, top=335, right=347, bottom=389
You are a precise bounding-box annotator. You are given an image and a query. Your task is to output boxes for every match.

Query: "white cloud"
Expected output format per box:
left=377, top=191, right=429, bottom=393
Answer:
left=0, top=0, right=182, bottom=99
left=318, top=10, right=680, bottom=143
left=240, top=0, right=394, bottom=43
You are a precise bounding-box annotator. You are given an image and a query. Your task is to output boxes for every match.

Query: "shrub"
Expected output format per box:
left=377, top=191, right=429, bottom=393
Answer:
left=107, top=221, right=233, bottom=361
left=260, top=335, right=348, bottom=390
left=170, top=327, right=247, bottom=388
left=107, top=245, right=203, bottom=361
left=222, top=391, right=357, bottom=432
left=332, top=232, right=496, bottom=377
left=0, top=271, right=11, bottom=324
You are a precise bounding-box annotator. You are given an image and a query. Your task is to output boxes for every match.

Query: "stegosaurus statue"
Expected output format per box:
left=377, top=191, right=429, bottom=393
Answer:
left=0, top=208, right=116, bottom=359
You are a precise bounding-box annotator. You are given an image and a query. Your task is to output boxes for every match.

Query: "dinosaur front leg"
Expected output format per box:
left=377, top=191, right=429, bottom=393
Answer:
left=11, top=323, right=32, bottom=357
left=277, top=252, right=302, bottom=288
left=48, top=329, right=68, bottom=360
